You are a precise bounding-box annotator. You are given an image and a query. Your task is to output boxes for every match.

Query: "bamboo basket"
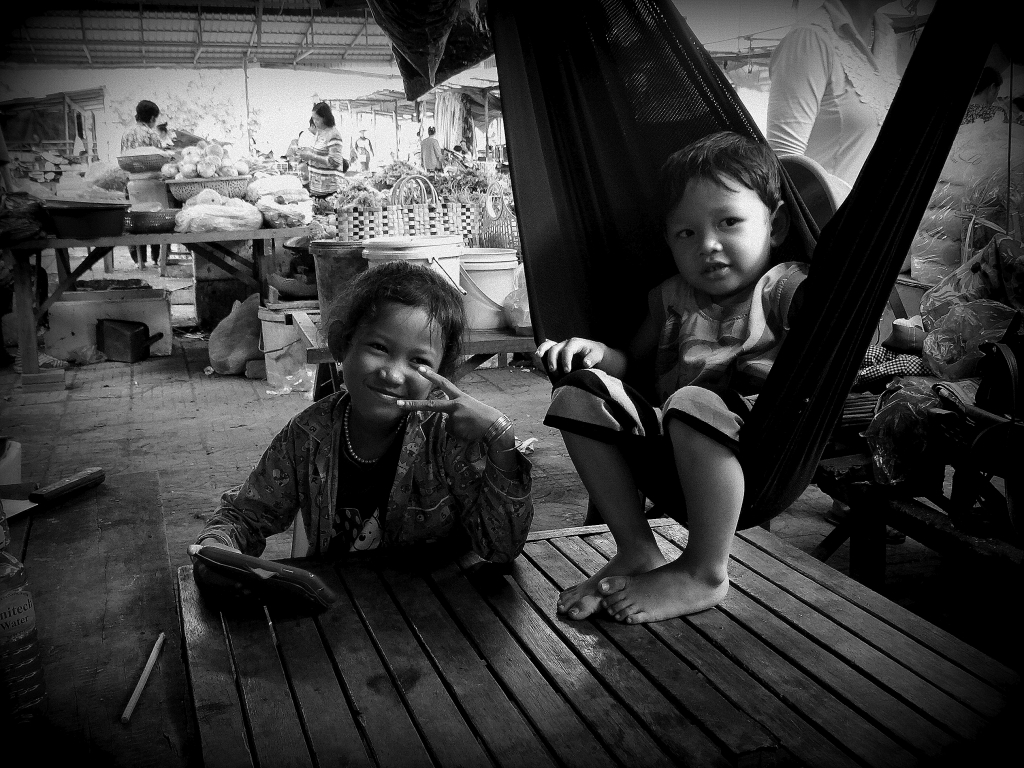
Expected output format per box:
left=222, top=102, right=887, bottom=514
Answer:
left=480, top=179, right=520, bottom=253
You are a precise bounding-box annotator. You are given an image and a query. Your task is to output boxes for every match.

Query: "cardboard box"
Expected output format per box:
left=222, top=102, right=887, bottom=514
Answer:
left=44, top=288, right=173, bottom=360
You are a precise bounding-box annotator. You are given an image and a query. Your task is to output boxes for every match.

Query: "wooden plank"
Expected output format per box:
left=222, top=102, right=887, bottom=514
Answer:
left=379, top=565, right=562, bottom=768
left=177, top=567, right=254, bottom=768
left=340, top=565, right=499, bottom=768
left=737, top=526, right=1020, bottom=692
left=727, top=529, right=1007, bottom=722
left=575, top=532, right=861, bottom=768
left=316, top=565, right=435, bottom=768
left=458, top=554, right=679, bottom=768
left=533, top=537, right=780, bottom=766
left=658, top=526, right=955, bottom=759
left=267, top=572, right=373, bottom=768
left=16, top=226, right=311, bottom=250
left=585, top=532, right=917, bottom=768
left=428, top=562, right=618, bottom=768
left=222, top=609, right=313, bottom=768
left=24, top=471, right=189, bottom=766
left=509, top=551, right=732, bottom=768
left=526, top=519, right=678, bottom=542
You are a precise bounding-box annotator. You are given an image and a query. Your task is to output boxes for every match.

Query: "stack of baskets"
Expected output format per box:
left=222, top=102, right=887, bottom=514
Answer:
left=480, top=179, right=520, bottom=253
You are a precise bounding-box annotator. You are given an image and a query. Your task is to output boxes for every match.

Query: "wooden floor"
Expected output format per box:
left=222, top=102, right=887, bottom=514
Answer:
left=178, top=521, right=1019, bottom=768
left=2, top=248, right=1022, bottom=764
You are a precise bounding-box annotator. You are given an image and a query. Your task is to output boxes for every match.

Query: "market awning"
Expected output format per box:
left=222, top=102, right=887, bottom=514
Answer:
left=2, top=1, right=398, bottom=71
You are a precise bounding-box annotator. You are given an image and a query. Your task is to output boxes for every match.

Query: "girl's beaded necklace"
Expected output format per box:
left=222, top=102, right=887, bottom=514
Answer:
left=343, top=400, right=405, bottom=466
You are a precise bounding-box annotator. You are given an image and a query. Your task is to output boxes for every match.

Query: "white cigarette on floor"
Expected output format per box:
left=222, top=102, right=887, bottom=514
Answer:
left=121, top=632, right=166, bottom=724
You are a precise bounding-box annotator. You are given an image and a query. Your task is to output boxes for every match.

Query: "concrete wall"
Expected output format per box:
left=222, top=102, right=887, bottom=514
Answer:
left=0, top=64, right=402, bottom=163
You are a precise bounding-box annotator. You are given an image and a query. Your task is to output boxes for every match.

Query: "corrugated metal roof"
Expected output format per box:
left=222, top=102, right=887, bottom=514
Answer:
left=2, top=5, right=396, bottom=70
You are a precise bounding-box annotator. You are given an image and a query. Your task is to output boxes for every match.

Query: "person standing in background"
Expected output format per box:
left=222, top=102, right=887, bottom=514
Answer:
left=420, top=126, right=443, bottom=172
left=300, top=102, right=347, bottom=198
left=767, top=0, right=902, bottom=189
left=120, top=99, right=163, bottom=267
left=353, top=129, right=374, bottom=172
left=962, top=67, right=1008, bottom=124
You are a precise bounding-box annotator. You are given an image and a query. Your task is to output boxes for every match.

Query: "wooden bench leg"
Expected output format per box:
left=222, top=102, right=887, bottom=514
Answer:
left=848, top=483, right=887, bottom=590
left=158, top=243, right=170, bottom=276
left=103, top=247, right=114, bottom=273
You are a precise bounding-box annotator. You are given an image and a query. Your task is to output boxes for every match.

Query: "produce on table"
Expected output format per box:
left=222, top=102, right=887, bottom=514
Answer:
left=160, top=162, right=178, bottom=179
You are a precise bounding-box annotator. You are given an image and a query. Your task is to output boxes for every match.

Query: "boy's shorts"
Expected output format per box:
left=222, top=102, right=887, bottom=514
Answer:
left=543, top=369, right=755, bottom=518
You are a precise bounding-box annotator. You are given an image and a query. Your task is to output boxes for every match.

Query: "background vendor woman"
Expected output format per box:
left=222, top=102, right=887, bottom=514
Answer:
left=299, top=102, right=347, bottom=198
left=120, top=99, right=163, bottom=267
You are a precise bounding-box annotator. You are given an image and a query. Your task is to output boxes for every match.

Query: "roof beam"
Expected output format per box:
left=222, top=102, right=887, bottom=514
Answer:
left=138, top=2, right=146, bottom=63
left=247, top=0, right=264, bottom=59
left=340, top=11, right=369, bottom=61
left=194, top=5, right=203, bottom=65
left=79, top=12, right=92, bottom=65
left=292, top=4, right=316, bottom=65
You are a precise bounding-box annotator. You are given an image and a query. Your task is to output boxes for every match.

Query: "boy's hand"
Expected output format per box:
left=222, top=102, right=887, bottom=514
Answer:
left=535, top=338, right=606, bottom=377
left=396, top=367, right=505, bottom=444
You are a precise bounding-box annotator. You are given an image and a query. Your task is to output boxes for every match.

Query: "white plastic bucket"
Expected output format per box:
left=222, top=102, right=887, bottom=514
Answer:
left=459, top=248, right=519, bottom=330
left=362, top=235, right=464, bottom=293
left=258, top=308, right=308, bottom=389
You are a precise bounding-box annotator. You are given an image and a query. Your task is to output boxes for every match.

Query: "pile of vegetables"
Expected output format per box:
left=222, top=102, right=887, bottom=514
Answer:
left=370, top=161, right=424, bottom=191
left=432, top=165, right=496, bottom=205
left=335, top=179, right=386, bottom=211
left=161, top=140, right=251, bottom=181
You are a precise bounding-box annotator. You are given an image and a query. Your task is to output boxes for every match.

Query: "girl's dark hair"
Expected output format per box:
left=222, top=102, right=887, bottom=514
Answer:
left=135, top=100, right=160, bottom=124
left=974, top=66, right=1003, bottom=96
left=325, top=261, right=465, bottom=377
left=656, top=131, right=782, bottom=225
left=312, top=101, right=336, bottom=128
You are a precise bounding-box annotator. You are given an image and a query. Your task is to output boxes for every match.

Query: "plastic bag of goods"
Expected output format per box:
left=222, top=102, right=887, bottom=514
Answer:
left=863, top=377, right=944, bottom=487
left=502, top=263, right=532, bottom=335
left=922, top=298, right=1018, bottom=380
left=256, top=196, right=312, bottom=228
left=209, top=294, right=263, bottom=375
left=245, top=174, right=307, bottom=203
left=908, top=231, right=962, bottom=286
left=175, top=199, right=263, bottom=233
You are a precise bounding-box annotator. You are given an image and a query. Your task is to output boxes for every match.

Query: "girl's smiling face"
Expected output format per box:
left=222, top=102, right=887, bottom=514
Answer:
left=341, top=302, right=445, bottom=431
left=665, top=176, right=788, bottom=305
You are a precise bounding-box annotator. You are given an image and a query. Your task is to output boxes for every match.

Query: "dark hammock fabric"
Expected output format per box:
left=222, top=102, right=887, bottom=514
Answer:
left=489, top=0, right=994, bottom=528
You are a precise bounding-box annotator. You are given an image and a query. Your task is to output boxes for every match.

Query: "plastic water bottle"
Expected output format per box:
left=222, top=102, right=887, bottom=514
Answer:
left=0, top=503, right=47, bottom=721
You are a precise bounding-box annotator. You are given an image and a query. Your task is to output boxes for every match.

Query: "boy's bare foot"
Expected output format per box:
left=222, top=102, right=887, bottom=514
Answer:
left=598, top=560, right=728, bottom=623
left=557, top=549, right=666, bottom=620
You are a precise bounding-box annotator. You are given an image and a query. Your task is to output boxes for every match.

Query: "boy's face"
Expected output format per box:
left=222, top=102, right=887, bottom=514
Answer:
left=341, top=303, right=445, bottom=429
left=664, top=177, right=788, bottom=304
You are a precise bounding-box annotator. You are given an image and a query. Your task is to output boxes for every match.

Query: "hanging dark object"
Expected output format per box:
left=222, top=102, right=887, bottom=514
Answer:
left=488, top=0, right=994, bottom=528
left=367, top=0, right=494, bottom=100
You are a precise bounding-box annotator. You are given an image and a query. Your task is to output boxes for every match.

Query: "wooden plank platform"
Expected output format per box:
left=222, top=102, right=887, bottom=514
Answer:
left=177, top=520, right=1020, bottom=768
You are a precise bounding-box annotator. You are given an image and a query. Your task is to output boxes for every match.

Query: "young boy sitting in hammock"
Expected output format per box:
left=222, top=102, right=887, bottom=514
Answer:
left=536, top=132, right=806, bottom=622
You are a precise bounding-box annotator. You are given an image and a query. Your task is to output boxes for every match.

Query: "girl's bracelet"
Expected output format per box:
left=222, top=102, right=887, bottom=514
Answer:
left=482, top=414, right=514, bottom=450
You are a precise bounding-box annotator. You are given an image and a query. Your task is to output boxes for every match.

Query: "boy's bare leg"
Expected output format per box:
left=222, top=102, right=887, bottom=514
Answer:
left=600, top=419, right=740, bottom=622
left=557, top=432, right=667, bottom=620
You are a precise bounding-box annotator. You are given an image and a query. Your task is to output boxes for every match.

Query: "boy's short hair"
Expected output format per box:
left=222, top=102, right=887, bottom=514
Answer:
left=325, top=261, right=465, bottom=377
left=656, top=131, right=782, bottom=224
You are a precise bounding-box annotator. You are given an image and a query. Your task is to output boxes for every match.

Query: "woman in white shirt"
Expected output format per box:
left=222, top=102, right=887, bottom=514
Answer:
left=767, top=0, right=902, bottom=189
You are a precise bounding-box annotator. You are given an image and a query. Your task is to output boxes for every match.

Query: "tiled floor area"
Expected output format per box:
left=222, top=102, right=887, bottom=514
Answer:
left=1, top=246, right=1018, bottom=671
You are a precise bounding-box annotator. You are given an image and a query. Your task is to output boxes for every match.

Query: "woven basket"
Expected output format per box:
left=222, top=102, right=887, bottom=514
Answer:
left=166, top=175, right=252, bottom=203
left=480, top=180, right=520, bottom=253
left=441, top=201, right=483, bottom=245
left=118, top=154, right=171, bottom=173
left=124, top=209, right=178, bottom=234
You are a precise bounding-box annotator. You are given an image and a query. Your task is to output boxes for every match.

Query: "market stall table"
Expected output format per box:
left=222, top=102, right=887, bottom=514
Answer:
left=11, top=227, right=309, bottom=382
left=177, top=519, right=1019, bottom=768
left=289, top=309, right=537, bottom=397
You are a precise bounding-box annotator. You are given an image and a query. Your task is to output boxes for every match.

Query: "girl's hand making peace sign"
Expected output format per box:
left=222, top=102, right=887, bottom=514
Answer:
left=396, top=368, right=518, bottom=471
